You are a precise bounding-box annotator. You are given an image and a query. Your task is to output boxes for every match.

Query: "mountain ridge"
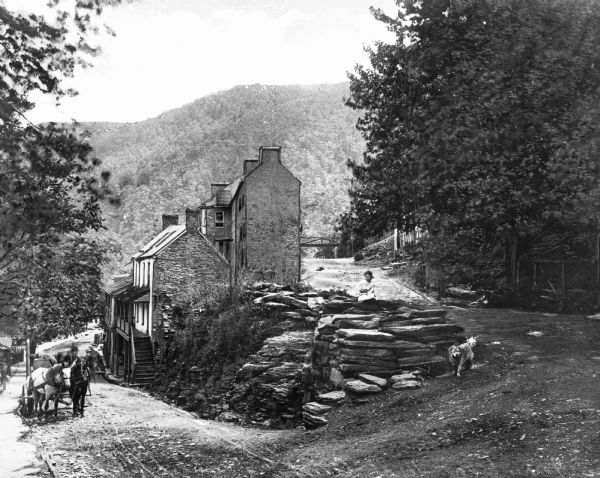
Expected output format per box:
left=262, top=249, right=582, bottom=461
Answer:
left=84, top=82, right=364, bottom=269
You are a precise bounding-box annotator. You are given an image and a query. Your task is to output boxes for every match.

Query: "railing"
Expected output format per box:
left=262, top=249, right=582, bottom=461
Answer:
left=300, top=236, right=339, bottom=247
left=115, top=316, right=130, bottom=337
left=130, top=316, right=137, bottom=384
left=396, top=228, right=426, bottom=252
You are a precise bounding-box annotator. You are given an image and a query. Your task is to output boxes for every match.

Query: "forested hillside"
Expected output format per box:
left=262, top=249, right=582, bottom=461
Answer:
left=84, top=83, right=363, bottom=270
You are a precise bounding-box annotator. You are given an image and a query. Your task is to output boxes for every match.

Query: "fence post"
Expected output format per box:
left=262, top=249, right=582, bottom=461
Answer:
left=393, top=228, right=398, bottom=254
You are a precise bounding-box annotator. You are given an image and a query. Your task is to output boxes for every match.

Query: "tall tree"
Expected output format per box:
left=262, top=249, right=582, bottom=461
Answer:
left=0, top=1, right=119, bottom=335
left=345, top=0, right=600, bottom=288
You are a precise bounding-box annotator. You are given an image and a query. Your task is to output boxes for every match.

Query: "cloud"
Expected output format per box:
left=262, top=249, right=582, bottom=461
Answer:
left=14, top=0, right=396, bottom=122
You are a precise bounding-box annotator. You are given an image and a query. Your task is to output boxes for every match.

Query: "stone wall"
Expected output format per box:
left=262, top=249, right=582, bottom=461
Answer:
left=312, top=298, right=465, bottom=388
left=245, top=150, right=301, bottom=282
left=153, top=228, right=231, bottom=302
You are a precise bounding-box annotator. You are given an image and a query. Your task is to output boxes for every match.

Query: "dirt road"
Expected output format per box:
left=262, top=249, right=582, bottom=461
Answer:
left=276, top=308, right=600, bottom=477
left=25, top=377, right=299, bottom=477
left=303, top=258, right=436, bottom=306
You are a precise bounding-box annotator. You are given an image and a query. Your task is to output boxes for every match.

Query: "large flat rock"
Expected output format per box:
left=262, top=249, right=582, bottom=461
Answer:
left=336, top=329, right=395, bottom=342
left=336, top=338, right=434, bottom=352
left=380, top=323, right=463, bottom=340
left=303, top=402, right=333, bottom=415
left=344, top=379, right=382, bottom=394
left=317, top=390, right=347, bottom=405
left=357, top=373, right=388, bottom=388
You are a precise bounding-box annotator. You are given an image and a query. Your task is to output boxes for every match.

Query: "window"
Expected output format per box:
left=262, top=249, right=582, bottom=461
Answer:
left=238, top=194, right=245, bottom=211
left=215, top=210, right=224, bottom=227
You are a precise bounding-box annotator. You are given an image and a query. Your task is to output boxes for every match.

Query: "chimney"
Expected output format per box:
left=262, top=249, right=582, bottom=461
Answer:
left=185, top=208, right=200, bottom=232
left=243, top=160, right=259, bottom=175
left=211, top=183, right=228, bottom=197
left=161, top=214, right=179, bottom=230
left=258, top=146, right=281, bottom=164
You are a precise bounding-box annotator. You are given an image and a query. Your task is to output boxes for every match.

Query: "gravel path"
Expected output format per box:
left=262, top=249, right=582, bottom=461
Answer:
left=302, top=258, right=436, bottom=306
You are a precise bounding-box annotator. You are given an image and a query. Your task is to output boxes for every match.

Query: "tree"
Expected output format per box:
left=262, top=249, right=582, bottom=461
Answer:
left=345, top=0, right=600, bottom=289
left=21, top=236, right=117, bottom=348
left=0, top=1, right=120, bottom=335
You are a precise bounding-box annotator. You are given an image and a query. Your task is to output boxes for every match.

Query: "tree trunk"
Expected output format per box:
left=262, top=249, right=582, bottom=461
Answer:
left=505, top=234, right=519, bottom=290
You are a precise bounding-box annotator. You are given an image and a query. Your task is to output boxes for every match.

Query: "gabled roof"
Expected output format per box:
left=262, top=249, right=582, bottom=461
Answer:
left=139, top=224, right=186, bottom=259
left=102, top=274, right=133, bottom=294
left=201, top=176, right=243, bottom=207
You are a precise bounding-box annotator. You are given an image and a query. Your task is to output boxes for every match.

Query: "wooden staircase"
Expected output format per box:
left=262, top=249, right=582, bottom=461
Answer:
left=133, top=334, right=154, bottom=386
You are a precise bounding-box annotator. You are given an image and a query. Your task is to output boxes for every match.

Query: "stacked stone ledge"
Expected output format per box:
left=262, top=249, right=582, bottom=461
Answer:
left=226, top=286, right=464, bottom=430
left=312, top=297, right=465, bottom=402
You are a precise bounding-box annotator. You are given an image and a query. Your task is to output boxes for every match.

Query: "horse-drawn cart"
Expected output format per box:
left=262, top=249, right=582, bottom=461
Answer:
left=19, top=355, right=73, bottom=418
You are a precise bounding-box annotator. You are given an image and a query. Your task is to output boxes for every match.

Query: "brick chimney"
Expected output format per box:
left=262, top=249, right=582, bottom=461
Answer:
left=161, top=214, right=179, bottom=230
left=185, top=208, right=200, bottom=232
left=258, top=146, right=281, bottom=164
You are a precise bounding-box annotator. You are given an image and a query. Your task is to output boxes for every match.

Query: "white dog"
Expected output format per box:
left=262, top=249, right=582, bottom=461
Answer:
left=448, top=337, right=477, bottom=377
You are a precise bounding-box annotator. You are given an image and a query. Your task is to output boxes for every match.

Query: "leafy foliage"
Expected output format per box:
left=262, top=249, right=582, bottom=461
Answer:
left=0, top=1, right=118, bottom=336
left=344, top=0, right=600, bottom=289
left=21, top=235, right=116, bottom=343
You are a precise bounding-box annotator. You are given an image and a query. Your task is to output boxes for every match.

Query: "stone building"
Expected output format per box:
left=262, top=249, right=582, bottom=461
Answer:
left=196, top=146, right=302, bottom=282
left=102, top=146, right=301, bottom=384
left=103, top=214, right=231, bottom=384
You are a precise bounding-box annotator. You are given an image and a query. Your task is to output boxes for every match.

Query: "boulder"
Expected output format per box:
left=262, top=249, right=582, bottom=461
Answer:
left=344, top=379, right=382, bottom=394
left=390, top=371, right=422, bottom=383
left=303, top=412, right=329, bottom=428
left=317, top=390, right=346, bottom=405
left=357, top=373, right=388, bottom=388
left=307, top=296, right=325, bottom=310
left=303, top=402, right=333, bottom=415
left=336, top=329, right=395, bottom=342
left=391, top=379, right=422, bottom=390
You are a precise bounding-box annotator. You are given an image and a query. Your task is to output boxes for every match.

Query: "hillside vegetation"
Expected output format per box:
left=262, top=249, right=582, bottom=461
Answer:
left=83, top=83, right=363, bottom=270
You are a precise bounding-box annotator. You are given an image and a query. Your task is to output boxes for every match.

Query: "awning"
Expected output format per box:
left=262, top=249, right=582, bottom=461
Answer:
left=134, top=293, right=150, bottom=303
left=115, top=285, right=149, bottom=303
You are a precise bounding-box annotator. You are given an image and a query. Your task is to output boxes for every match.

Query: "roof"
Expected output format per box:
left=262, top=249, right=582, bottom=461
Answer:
left=134, top=293, right=150, bottom=303
left=139, top=224, right=186, bottom=259
left=201, top=176, right=243, bottom=207
left=102, top=275, right=133, bottom=294
left=115, top=285, right=149, bottom=303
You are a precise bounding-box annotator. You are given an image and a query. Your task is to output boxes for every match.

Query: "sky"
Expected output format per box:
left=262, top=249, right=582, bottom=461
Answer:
left=5, top=0, right=397, bottom=123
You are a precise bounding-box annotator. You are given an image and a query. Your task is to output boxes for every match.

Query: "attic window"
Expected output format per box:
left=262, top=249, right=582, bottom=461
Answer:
left=215, top=210, right=224, bottom=228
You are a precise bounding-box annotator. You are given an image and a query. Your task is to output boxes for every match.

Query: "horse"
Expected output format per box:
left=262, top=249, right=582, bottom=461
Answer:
left=28, top=364, right=65, bottom=418
left=69, top=358, right=91, bottom=417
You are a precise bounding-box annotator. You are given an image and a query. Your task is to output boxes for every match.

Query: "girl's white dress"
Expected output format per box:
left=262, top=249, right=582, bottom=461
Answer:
left=355, top=279, right=376, bottom=302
